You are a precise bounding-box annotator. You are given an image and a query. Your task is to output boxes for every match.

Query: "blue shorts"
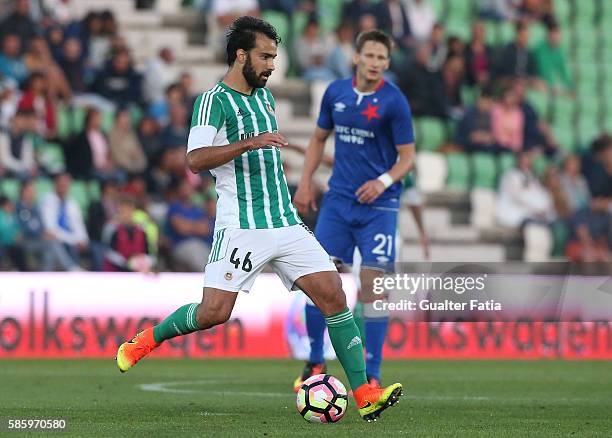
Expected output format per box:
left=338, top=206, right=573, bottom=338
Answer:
left=315, top=192, right=398, bottom=270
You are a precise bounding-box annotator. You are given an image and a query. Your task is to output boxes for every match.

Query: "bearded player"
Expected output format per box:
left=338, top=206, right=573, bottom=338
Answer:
left=115, top=17, right=402, bottom=422
left=293, top=30, right=415, bottom=390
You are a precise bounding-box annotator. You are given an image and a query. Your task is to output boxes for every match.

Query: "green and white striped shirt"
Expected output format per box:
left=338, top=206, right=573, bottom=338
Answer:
left=187, top=82, right=301, bottom=230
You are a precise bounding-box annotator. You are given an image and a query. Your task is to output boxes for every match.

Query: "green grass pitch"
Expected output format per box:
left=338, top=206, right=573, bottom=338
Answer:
left=1, top=359, right=611, bottom=437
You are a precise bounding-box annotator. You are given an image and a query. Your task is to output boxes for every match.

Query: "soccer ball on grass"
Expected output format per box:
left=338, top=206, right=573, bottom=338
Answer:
left=296, top=374, right=348, bottom=423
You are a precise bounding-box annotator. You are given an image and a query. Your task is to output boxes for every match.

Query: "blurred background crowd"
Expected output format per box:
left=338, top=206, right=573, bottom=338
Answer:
left=0, top=0, right=610, bottom=272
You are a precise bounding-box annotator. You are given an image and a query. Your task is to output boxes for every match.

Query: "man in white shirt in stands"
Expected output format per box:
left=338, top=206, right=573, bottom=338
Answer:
left=40, top=172, right=89, bottom=270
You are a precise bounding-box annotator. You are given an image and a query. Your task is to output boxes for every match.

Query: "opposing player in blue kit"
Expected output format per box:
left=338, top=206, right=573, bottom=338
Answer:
left=293, top=30, right=415, bottom=390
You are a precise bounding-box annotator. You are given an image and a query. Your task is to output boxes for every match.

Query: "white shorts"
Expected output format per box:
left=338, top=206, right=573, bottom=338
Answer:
left=203, top=224, right=337, bottom=292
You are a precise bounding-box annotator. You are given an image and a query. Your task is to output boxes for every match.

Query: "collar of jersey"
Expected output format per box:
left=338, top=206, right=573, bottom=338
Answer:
left=351, top=76, right=385, bottom=96
left=217, top=81, right=257, bottom=97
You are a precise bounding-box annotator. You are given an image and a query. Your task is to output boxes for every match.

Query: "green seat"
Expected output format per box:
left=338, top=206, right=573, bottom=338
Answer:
left=498, top=21, right=515, bottom=45
left=416, top=117, right=447, bottom=152
left=429, top=0, right=446, bottom=19
left=555, top=0, right=571, bottom=26
left=531, top=155, right=549, bottom=177
left=498, top=153, right=516, bottom=175
left=101, top=110, right=115, bottom=133
left=483, top=21, right=499, bottom=46
left=576, top=118, right=601, bottom=148
left=69, top=180, right=90, bottom=213
left=57, top=106, right=72, bottom=139
left=574, top=0, right=596, bottom=24
left=471, top=153, right=497, bottom=189
left=446, top=153, right=470, bottom=192
left=551, top=95, right=576, bottom=122
left=446, top=0, right=473, bottom=21
left=88, top=180, right=101, bottom=203
left=129, top=106, right=144, bottom=128
left=0, top=178, right=20, bottom=201
left=318, top=0, right=342, bottom=33
left=38, top=142, right=66, bottom=174
left=35, top=178, right=54, bottom=201
left=261, top=11, right=289, bottom=45
left=72, top=106, right=86, bottom=134
left=444, top=18, right=471, bottom=40
left=551, top=121, right=577, bottom=153
left=526, top=89, right=550, bottom=119
left=461, top=86, right=479, bottom=106
left=528, top=23, right=548, bottom=48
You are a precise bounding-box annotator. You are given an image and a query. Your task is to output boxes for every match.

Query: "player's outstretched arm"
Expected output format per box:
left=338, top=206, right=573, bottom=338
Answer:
left=186, top=132, right=288, bottom=173
left=294, top=127, right=331, bottom=214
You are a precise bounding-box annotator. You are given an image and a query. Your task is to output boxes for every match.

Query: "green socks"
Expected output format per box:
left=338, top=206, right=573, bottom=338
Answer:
left=325, top=307, right=368, bottom=390
left=153, top=303, right=200, bottom=343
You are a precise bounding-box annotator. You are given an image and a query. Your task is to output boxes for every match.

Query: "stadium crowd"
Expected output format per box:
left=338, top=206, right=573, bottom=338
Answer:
left=0, top=0, right=610, bottom=271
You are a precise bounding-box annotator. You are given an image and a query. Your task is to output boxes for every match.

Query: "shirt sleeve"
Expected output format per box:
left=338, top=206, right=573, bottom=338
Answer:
left=316, top=84, right=334, bottom=131
left=390, top=91, right=415, bottom=146
left=188, top=92, right=225, bottom=153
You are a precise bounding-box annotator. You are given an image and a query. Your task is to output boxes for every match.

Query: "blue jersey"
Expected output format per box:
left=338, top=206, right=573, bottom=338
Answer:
left=317, top=77, right=414, bottom=208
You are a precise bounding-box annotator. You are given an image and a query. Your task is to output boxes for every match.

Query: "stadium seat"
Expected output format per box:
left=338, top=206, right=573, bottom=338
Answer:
left=551, top=120, right=577, bottom=153
left=531, top=155, right=549, bottom=177
left=89, top=181, right=101, bottom=203
left=498, top=21, right=515, bottom=46
left=551, top=95, right=576, bottom=122
left=38, top=142, right=66, bottom=174
left=470, top=188, right=497, bottom=229
left=318, top=0, right=342, bottom=33
left=574, top=0, right=597, bottom=25
left=261, top=11, right=289, bottom=45
left=0, top=178, right=20, bottom=201
left=471, top=153, right=497, bottom=189
left=416, top=117, right=447, bottom=152
left=555, top=0, right=571, bottom=26
left=523, top=222, right=553, bottom=262
left=57, top=106, right=72, bottom=139
left=101, top=110, right=115, bottom=133
left=69, top=180, right=90, bottom=213
left=461, top=86, right=479, bottom=107
left=526, top=89, right=550, bottom=119
left=445, top=152, right=470, bottom=192
left=35, top=178, right=54, bottom=200
left=529, top=23, right=548, bottom=48
left=429, top=0, right=446, bottom=20
left=498, top=153, right=516, bottom=176
left=415, top=151, right=447, bottom=193
left=444, top=18, right=471, bottom=40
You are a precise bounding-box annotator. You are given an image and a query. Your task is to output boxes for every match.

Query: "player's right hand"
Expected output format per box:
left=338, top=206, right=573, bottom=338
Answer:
left=248, top=132, right=288, bottom=150
left=293, top=182, right=317, bottom=215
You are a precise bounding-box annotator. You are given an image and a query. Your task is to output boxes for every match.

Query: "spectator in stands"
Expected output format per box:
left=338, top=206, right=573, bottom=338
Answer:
left=565, top=195, right=611, bottom=262
left=543, top=166, right=572, bottom=221
left=46, top=25, right=65, bottom=64
left=0, top=78, right=18, bottom=130
left=0, top=194, right=26, bottom=270
left=40, top=172, right=89, bottom=270
left=496, top=151, right=555, bottom=228
left=109, top=108, right=147, bottom=175
left=211, top=0, right=260, bottom=60
left=427, top=23, right=447, bottom=72
left=582, top=135, right=612, bottom=198
left=92, top=48, right=143, bottom=109
left=398, top=44, right=447, bottom=119
left=340, top=0, right=372, bottom=28
left=0, top=108, right=38, bottom=178
left=294, top=18, right=335, bottom=82
left=495, top=21, right=537, bottom=81
left=83, top=12, right=110, bottom=71
left=165, top=178, right=213, bottom=272
left=517, top=0, right=556, bottom=28
left=146, top=146, right=184, bottom=198
left=559, top=155, right=590, bottom=213
left=87, top=179, right=118, bottom=271
left=149, top=82, right=185, bottom=125
left=0, top=34, right=29, bottom=84
left=23, top=35, right=72, bottom=102
left=58, top=37, right=87, bottom=94
left=103, top=194, right=154, bottom=272
left=0, top=0, right=38, bottom=49
left=325, top=21, right=355, bottom=80
left=455, top=86, right=497, bottom=153
left=479, top=0, right=519, bottom=22
left=356, top=13, right=378, bottom=35
left=511, top=77, right=558, bottom=156
left=442, top=55, right=465, bottom=118
left=65, top=107, right=121, bottom=181
left=144, top=47, right=178, bottom=106
left=406, top=0, right=436, bottom=43
left=179, top=71, right=198, bottom=113
left=534, top=24, right=572, bottom=92
left=138, top=115, right=163, bottom=167
left=17, top=72, right=57, bottom=139
left=161, top=103, right=189, bottom=149
left=464, top=21, right=493, bottom=86
left=15, top=179, right=66, bottom=271
left=371, top=0, right=412, bottom=51
left=491, top=85, right=524, bottom=152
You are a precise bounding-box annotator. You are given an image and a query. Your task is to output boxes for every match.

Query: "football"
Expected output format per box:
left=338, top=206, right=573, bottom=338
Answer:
left=296, top=374, right=348, bottom=423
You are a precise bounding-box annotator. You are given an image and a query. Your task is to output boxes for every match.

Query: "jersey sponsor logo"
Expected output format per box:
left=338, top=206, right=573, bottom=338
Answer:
left=240, top=132, right=256, bottom=140
left=347, top=336, right=362, bottom=350
left=334, top=102, right=346, bottom=112
left=335, top=124, right=375, bottom=145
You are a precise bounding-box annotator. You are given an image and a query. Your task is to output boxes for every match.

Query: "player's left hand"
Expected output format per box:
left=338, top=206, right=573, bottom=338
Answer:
left=355, top=179, right=386, bottom=204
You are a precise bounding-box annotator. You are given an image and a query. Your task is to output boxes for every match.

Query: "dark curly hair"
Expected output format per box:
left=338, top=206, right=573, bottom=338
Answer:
left=225, top=16, right=281, bottom=66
